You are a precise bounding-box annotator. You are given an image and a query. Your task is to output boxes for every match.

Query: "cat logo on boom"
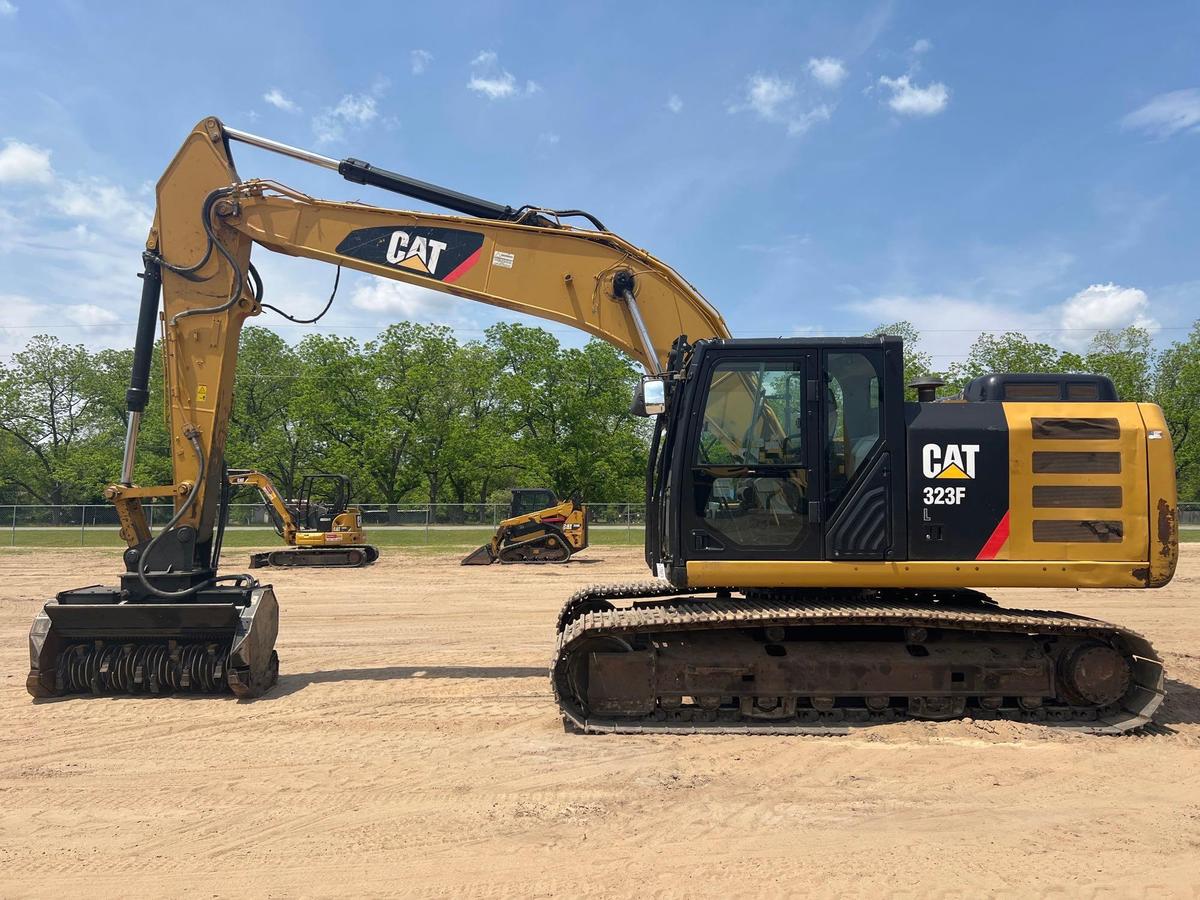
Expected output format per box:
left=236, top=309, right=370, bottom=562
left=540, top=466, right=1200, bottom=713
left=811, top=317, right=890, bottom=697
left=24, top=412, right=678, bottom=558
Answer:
left=922, top=443, right=979, bottom=480
left=386, top=231, right=447, bottom=275
left=335, top=225, right=485, bottom=284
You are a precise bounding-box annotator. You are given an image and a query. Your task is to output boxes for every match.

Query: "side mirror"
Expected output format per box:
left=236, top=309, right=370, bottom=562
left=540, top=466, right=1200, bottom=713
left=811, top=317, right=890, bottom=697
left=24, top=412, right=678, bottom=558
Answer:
left=631, top=376, right=667, bottom=417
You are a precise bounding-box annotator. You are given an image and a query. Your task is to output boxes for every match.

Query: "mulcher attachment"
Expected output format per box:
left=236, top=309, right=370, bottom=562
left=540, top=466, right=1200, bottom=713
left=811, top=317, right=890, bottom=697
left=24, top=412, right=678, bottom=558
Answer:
left=27, top=585, right=279, bottom=699
left=249, top=545, right=379, bottom=568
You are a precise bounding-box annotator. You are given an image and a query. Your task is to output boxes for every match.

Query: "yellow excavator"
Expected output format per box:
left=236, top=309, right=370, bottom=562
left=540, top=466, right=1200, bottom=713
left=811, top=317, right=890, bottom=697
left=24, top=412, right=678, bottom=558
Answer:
left=27, top=118, right=1178, bottom=736
left=226, top=470, right=378, bottom=568
left=461, top=489, right=589, bottom=565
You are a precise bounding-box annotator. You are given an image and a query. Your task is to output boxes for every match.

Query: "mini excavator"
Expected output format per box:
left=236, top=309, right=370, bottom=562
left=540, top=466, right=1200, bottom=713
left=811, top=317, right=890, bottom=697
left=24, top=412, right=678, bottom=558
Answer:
left=27, top=118, right=1178, bottom=735
left=226, top=470, right=378, bottom=568
left=461, top=489, right=589, bottom=565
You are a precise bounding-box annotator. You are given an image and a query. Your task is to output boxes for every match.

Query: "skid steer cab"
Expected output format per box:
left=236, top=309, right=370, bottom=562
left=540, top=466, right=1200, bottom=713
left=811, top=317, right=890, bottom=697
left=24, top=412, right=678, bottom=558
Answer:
left=462, top=489, right=589, bottom=565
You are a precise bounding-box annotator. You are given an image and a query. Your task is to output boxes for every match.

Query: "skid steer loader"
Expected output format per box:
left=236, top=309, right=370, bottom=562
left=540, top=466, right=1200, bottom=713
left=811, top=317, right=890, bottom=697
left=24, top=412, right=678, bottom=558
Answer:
left=462, top=489, right=589, bottom=565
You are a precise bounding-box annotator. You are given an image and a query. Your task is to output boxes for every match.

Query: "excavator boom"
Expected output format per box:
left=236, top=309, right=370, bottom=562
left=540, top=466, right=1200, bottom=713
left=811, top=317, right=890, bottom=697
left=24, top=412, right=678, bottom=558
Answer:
left=26, top=116, right=730, bottom=699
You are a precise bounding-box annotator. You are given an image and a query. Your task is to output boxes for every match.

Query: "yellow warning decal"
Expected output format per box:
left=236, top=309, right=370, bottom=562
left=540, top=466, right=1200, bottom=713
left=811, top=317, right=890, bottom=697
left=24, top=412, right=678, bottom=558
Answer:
left=196, top=385, right=208, bottom=403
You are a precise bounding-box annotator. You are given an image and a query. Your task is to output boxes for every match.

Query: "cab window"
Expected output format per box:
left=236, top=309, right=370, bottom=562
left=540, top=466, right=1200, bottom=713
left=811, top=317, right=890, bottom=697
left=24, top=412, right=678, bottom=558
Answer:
left=825, top=350, right=884, bottom=507
left=692, top=360, right=810, bottom=547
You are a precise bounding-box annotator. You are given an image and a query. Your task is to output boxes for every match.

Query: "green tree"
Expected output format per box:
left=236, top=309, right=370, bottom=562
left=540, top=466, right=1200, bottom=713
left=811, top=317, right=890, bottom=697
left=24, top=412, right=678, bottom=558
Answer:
left=0, top=336, right=123, bottom=508
left=290, top=333, right=419, bottom=510
left=1155, top=322, right=1200, bottom=502
left=1084, top=326, right=1155, bottom=401
left=227, top=327, right=316, bottom=498
left=443, top=340, right=518, bottom=507
left=89, top=343, right=172, bottom=489
left=488, top=323, right=646, bottom=502
left=868, top=320, right=945, bottom=400
left=948, top=332, right=1084, bottom=391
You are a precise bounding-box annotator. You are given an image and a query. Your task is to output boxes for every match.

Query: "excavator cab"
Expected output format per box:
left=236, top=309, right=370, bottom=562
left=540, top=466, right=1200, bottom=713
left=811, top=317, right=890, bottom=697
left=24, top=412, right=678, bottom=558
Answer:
left=294, top=474, right=351, bottom=531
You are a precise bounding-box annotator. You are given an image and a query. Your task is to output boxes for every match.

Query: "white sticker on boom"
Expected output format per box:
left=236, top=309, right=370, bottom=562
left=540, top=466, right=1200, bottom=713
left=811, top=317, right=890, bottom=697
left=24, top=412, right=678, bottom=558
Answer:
left=492, top=250, right=515, bottom=269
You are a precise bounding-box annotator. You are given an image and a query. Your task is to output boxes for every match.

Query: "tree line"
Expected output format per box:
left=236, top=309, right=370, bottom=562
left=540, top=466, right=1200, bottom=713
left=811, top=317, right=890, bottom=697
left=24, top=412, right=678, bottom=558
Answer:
left=0, top=323, right=649, bottom=510
left=1, top=318, right=1198, bottom=508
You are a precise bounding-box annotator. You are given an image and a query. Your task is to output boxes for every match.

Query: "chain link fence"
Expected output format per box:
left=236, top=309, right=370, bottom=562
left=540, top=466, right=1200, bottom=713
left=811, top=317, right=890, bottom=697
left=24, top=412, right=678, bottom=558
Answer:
left=0, top=502, right=648, bottom=547
left=1, top=501, right=1195, bottom=548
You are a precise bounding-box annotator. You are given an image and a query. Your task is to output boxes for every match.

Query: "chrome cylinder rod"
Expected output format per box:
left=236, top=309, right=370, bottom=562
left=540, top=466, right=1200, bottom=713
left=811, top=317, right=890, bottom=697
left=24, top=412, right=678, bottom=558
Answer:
left=621, top=289, right=662, bottom=375
left=120, top=411, right=141, bottom=485
left=223, top=126, right=340, bottom=171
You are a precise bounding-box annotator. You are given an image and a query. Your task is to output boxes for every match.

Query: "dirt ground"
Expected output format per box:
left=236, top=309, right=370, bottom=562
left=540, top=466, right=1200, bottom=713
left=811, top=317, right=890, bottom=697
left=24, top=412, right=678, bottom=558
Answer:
left=0, top=546, right=1197, bottom=899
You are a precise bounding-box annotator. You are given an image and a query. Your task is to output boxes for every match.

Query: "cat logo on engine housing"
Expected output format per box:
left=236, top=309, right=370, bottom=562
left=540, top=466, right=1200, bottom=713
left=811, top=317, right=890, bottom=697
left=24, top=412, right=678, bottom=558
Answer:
left=922, top=443, right=979, bottom=480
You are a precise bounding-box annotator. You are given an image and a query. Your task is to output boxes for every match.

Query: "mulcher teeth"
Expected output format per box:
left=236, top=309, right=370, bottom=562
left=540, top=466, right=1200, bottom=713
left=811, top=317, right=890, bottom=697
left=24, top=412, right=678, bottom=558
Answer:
left=54, top=640, right=232, bottom=695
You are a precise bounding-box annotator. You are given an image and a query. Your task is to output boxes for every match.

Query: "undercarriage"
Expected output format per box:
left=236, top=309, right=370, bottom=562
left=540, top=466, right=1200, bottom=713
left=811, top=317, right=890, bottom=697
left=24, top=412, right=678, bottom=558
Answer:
left=551, top=584, right=1163, bottom=735
left=249, top=545, right=379, bottom=568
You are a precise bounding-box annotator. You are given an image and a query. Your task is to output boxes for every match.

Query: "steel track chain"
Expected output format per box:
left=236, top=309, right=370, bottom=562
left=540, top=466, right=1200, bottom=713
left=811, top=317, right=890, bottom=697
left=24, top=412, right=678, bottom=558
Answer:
left=551, top=592, right=1165, bottom=736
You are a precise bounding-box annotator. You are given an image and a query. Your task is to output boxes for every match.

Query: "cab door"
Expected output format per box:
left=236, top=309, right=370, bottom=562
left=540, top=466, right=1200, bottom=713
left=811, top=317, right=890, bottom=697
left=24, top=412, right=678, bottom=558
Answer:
left=678, top=350, right=823, bottom=562
left=820, top=346, right=903, bottom=561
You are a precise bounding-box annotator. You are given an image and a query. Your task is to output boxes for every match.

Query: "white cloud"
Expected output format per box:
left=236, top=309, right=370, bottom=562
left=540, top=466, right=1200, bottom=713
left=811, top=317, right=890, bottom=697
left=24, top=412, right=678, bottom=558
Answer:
left=1121, top=88, right=1200, bottom=140
left=807, top=57, right=847, bottom=89
left=66, top=303, right=121, bottom=328
left=467, top=50, right=540, bottom=100
left=0, top=1, right=16, bottom=16
left=667, top=93, right=683, bottom=114
left=538, top=132, right=560, bottom=146
left=746, top=75, right=795, bottom=119
left=49, top=178, right=152, bottom=241
left=350, top=279, right=445, bottom=318
left=411, top=49, right=433, bottom=75
left=0, top=140, right=53, bottom=185
left=786, top=104, right=832, bottom=136
left=911, top=38, right=932, bottom=55
left=469, top=73, right=516, bottom=99
left=847, top=280, right=1159, bottom=361
left=878, top=74, right=949, bottom=116
left=1058, top=283, right=1157, bottom=346
left=332, top=94, right=377, bottom=124
left=0, top=294, right=44, bottom=357
left=312, top=92, right=380, bottom=144
left=262, top=88, right=300, bottom=113
left=731, top=75, right=832, bottom=136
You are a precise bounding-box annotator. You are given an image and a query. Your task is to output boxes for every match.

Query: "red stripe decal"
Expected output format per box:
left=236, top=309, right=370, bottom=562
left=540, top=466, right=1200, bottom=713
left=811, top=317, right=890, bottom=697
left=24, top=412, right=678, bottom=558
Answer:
left=442, top=248, right=482, bottom=284
left=976, top=511, right=1010, bottom=560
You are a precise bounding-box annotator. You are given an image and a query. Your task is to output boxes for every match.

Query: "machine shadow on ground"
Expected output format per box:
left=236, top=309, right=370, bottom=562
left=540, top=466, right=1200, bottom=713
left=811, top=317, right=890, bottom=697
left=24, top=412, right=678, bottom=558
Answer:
left=263, top=664, right=548, bottom=699
left=1156, top=677, right=1200, bottom=727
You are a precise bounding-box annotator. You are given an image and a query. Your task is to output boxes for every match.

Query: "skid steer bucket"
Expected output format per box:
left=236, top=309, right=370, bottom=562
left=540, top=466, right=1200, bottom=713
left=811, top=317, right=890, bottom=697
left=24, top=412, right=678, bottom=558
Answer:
left=460, top=544, right=496, bottom=566
left=27, top=585, right=279, bottom=699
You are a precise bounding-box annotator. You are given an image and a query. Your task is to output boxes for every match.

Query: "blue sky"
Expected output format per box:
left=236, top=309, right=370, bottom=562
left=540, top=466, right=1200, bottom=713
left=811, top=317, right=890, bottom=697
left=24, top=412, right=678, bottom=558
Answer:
left=0, top=2, right=1197, bottom=367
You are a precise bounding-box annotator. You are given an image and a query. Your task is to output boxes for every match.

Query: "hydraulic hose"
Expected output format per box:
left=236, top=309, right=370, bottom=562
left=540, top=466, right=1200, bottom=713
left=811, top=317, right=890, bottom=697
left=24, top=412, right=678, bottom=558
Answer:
left=136, top=430, right=254, bottom=599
